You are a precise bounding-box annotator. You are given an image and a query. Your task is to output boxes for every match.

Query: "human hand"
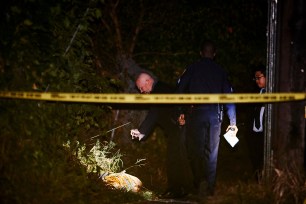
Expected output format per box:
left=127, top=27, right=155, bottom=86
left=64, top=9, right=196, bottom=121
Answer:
left=178, top=114, right=185, bottom=126
left=130, top=129, right=145, bottom=141
left=226, top=125, right=238, bottom=136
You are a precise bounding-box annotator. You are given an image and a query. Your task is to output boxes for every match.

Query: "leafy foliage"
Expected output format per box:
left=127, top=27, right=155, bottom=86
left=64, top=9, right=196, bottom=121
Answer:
left=64, top=140, right=123, bottom=175
left=0, top=0, right=134, bottom=203
left=0, top=100, right=142, bottom=203
left=130, top=0, right=267, bottom=89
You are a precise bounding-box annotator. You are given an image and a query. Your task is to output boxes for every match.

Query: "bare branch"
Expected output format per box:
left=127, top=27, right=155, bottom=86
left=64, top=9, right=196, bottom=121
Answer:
left=101, top=18, right=112, bottom=33
left=128, top=0, right=144, bottom=55
left=109, top=0, right=123, bottom=53
left=64, top=8, right=89, bottom=56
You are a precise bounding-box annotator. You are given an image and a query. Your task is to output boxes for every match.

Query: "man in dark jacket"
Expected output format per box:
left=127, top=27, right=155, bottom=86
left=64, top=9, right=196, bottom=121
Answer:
left=130, top=72, right=194, bottom=198
left=176, top=41, right=238, bottom=197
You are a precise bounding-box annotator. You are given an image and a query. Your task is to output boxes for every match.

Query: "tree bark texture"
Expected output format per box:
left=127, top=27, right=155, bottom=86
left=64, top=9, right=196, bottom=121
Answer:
left=273, top=0, right=306, bottom=170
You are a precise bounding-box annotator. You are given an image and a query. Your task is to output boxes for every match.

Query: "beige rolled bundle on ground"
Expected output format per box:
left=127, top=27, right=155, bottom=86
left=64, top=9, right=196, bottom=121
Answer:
left=102, top=170, right=142, bottom=192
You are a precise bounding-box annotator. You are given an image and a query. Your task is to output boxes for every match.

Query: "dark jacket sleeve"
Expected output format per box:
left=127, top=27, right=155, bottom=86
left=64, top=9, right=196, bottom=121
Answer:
left=138, top=107, right=159, bottom=138
left=175, top=67, right=193, bottom=115
left=137, top=81, right=176, bottom=139
left=176, top=67, right=193, bottom=94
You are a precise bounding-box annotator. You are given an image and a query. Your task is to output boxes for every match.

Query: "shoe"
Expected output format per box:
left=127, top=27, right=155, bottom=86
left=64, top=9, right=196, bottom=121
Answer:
left=198, top=182, right=215, bottom=198
left=183, top=193, right=201, bottom=202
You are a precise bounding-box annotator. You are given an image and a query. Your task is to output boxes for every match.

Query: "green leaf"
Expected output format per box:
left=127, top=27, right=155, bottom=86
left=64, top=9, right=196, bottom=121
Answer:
left=24, top=19, right=33, bottom=26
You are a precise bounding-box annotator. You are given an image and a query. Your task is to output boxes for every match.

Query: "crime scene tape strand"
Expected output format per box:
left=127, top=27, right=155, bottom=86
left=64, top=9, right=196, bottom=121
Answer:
left=0, top=91, right=305, bottom=104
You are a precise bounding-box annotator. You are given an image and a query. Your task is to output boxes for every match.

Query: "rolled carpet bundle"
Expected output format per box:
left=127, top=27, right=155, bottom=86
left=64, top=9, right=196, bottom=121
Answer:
left=102, top=170, right=142, bottom=192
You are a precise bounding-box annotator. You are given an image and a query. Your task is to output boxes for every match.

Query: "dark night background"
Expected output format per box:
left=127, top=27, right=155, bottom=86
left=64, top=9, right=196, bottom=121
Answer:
left=2, top=0, right=304, bottom=203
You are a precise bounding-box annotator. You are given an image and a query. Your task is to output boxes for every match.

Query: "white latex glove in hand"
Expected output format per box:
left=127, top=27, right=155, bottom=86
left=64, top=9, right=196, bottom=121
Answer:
left=226, top=125, right=238, bottom=136
left=130, top=129, right=145, bottom=141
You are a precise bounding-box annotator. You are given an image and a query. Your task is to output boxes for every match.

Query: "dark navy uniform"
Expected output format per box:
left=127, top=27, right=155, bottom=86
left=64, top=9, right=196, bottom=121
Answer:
left=177, top=57, right=236, bottom=195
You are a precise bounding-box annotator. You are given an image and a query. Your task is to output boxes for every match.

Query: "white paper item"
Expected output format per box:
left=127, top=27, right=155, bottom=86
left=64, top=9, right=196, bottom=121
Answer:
left=223, top=130, right=239, bottom=147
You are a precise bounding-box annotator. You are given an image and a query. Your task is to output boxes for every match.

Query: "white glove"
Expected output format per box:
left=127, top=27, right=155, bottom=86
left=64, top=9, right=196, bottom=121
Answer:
left=226, top=125, right=238, bottom=136
left=130, top=129, right=145, bottom=141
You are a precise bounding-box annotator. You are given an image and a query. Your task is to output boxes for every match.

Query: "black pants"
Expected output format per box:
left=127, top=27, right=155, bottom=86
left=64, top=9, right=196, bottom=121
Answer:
left=247, top=131, right=264, bottom=178
left=165, top=125, right=194, bottom=194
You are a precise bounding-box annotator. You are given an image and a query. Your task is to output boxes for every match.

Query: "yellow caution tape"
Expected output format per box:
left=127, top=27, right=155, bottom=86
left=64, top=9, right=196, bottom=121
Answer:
left=0, top=91, right=305, bottom=104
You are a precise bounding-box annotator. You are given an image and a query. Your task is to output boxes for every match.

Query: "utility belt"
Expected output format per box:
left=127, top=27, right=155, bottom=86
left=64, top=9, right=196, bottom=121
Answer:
left=191, top=104, right=219, bottom=110
left=191, top=104, right=223, bottom=122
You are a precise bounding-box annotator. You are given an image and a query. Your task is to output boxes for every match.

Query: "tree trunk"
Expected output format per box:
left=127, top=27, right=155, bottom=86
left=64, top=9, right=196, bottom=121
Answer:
left=272, top=0, right=306, bottom=171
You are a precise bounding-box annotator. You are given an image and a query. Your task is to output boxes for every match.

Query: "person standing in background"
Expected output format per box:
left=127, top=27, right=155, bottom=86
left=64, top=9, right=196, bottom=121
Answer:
left=249, top=65, right=266, bottom=182
left=176, top=40, right=238, bottom=197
